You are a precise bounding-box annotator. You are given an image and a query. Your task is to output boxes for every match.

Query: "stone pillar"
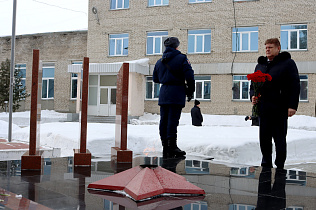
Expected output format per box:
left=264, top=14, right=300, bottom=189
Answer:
left=111, top=63, right=132, bottom=163
left=21, top=49, right=43, bottom=170
left=74, top=57, right=91, bottom=166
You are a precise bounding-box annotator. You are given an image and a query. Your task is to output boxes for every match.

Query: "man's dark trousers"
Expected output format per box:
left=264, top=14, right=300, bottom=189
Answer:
left=159, top=105, right=182, bottom=140
left=259, top=115, right=288, bottom=168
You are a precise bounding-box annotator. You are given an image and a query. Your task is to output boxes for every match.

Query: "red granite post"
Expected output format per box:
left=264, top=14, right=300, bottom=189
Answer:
left=111, top=63, right=132, bottom=163
left=21, top=49, right=43, bottom=170
left=29, top=50, right=39, bottom=155
left=74, top=57, right=91, bottom=166
left=80, top=57, right=89, bottom=153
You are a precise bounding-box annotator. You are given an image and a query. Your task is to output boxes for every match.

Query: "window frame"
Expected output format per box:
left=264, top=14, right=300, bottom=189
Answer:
left=232, top=26, right=258, bottom=52
left=145, top=76, right=161, bottom=100
left=41, top=63, right=55, bottom=99
left=70, top=61, right=83, bottom=100
left=229, top=204, right=256, bottom=210
left=15, top=63, right=26, bottom=92
left=146, top=31, right=168, bottom=55
left=299, top=75, right=308, bottom=102
left=109, top=33, right=129, bottom=56
left=145, top=76, right=211, bottom=100
left=233, top=0, right=259, bottom=2
left=184, top=201, right=208, bottom=210
left=148, top=0, right=169, bottom=7
left=110, top=0, right=129, bottom=10
left=188, top=29, right=212, bottom=54
left=194, top=76, right=211, bottom=100
left=286, top=207, right=304, bottom=210
left=281, top=24, right=307, bottom=51
left=232, top=75, right=250, bottom=101
left=189, top=0, right=212, bottom=3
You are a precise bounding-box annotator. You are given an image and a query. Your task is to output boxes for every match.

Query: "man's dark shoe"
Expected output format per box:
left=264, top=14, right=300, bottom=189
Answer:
left=166, top=139, right=186, bottom=158
left=174, top=146, right=186, bottom=157
left=161, top=139, right=169, bottom=157
left=261, top=162, right=273, bottom=168
left=277, top=165, right=284, bottom=170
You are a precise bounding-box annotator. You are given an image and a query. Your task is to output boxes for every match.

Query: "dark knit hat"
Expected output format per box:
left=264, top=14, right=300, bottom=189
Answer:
left=194, top=99, right=200, bottom=106
left=164, top=37, right=180, bottom=49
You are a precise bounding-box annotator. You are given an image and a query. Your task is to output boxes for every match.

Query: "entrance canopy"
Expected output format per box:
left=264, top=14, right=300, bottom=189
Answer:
left=68, top=58, right=149, bottom=75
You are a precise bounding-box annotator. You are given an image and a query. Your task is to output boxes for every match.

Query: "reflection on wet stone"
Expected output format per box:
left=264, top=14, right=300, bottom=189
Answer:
left=0, top=157, right=314, bottom=209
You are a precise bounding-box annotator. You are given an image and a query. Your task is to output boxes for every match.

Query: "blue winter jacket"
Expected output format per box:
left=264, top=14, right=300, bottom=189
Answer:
left=153, top=47, right=195, bottom=107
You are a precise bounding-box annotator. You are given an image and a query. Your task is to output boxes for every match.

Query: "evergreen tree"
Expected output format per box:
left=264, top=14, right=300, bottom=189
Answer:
left=0, top=59, right=29, bottom=112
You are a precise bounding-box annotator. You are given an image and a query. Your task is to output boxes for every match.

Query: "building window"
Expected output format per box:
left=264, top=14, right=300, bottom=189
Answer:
left=148, top=0, right=169, bottom=7
left=88, top=75, right=98, bottom=106
left=233, top=0, right=258, bottom=2
left=232, top=75, right=250, bottom=100
left=146, top=31, right=168, bottom=55
left=184, top=201, right=208, bottom=210
left=15, top=64, right=26, bottom=92
left=185, top=160, right=209, bottom=174
left=194, top=76, right=211, bottom=100
left=188, top=29, right=211, bottom=54
left=230, top=166, right=257, bottom=178
left=229, top=204, right=256, bottom=210
left=286, top=170, right=307, bottom=186
left=42, top=63, right=55, bottom=99
left=189, top=0, right=212, bottom=3
left=299, top=75, right=308, bottom=101
left=281, top=24, right=307, bottom=51
left=109, top=33, right=129, bottom=56
left=286, top=207, right=304, bottom=210
left=146, top=77, right=160, bottom=99
left=146, top=75, right=211, bottom=100
left=110, top=0, right=129, bottom=10
left=70, top=61, right=82, bottom=99
left=232, top=27, right=258, bottom=52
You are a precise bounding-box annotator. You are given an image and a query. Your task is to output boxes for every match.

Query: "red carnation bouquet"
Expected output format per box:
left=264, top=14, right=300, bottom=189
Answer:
left=247, top=70, right=272, bottom=117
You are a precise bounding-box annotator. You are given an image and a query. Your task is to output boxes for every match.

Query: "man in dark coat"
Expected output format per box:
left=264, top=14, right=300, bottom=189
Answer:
left=191, top=99, right=203, bottom=126
left=250, top=38, right=300, bottom=169
left=153, top=37, right=195, bottom=158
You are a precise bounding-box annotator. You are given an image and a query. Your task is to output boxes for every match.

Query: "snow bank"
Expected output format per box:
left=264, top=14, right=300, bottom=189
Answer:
left=1, top=110, right=315, bottom=166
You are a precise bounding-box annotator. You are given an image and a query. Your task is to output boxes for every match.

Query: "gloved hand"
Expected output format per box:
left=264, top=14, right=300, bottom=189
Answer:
left=187, top=95, right=193, bottom=102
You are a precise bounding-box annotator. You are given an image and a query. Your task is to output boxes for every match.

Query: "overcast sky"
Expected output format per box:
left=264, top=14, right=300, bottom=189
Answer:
left=0, top=0, right=88, bottom=37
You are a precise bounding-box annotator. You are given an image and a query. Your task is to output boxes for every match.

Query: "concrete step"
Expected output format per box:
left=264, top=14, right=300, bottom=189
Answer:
left=87, top=116, right=116, bottom=123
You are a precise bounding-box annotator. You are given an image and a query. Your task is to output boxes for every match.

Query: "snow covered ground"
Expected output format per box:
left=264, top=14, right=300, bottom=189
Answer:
left=0, top=110, right=316, bottom=168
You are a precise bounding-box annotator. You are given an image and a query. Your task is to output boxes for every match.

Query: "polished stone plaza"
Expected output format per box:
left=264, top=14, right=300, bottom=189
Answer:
left=0, top=156, right=315, bottom=210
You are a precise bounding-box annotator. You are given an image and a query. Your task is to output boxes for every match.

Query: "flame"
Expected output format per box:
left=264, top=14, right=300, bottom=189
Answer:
left=143, top=147, right=156, bottom=156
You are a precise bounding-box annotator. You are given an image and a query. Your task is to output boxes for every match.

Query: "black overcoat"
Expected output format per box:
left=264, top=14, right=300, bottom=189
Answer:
left=250, top=52, right=300, bottom=117
left=191, top=105, right=203, bottom=126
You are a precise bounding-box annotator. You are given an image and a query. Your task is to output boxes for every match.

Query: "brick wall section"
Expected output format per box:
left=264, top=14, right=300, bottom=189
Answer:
left=86, top=0, right=316, bottom=116
left=88, top=0, right=316, bottom=62
left=0, top=31, right=87, bottom=112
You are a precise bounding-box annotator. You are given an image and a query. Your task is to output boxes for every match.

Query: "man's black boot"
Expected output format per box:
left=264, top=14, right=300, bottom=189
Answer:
left=168, top=139, right=186, bottom=157
left=161, top=139, right=169, bottom=158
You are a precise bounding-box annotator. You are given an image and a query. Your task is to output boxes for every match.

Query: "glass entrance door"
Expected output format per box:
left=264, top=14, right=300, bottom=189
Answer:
left=109, top=87, right=116, bottom=116
left=99, top=87, right=109, bottom=116
left=99, top=87, right=116, bottom=116
left=88, top=75, right=117, bottom=116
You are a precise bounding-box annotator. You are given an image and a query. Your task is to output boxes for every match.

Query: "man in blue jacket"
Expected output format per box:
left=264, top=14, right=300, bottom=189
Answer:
left=250, top=38, right=300, bottom=169
left=153, top=37, right=195, bottom=158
